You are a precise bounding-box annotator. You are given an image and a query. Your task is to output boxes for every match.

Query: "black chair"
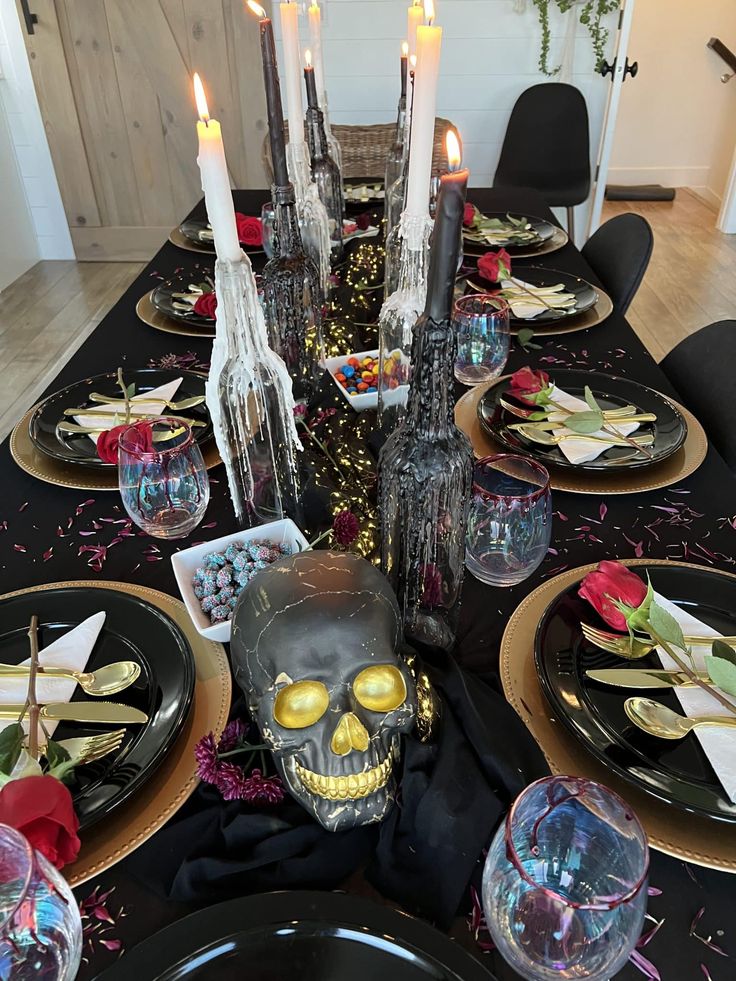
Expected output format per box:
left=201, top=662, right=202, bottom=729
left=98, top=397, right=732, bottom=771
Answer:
left=660, top=321, right=736, bottom=471
left=581, top=214, right=653, bottom=316
left=494, top=83, right=590, bottom=240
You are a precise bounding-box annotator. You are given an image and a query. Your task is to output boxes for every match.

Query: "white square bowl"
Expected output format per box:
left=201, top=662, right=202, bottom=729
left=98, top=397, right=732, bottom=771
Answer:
left=171, top=519, right=310, bottom=643
left=323, top=348, right=380, bottom=411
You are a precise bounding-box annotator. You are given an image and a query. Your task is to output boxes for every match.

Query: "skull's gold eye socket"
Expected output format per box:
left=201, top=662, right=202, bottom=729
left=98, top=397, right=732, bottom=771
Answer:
left=353, top=665, right=407, bottom=713
left=274, top=680, right=330, bottom=729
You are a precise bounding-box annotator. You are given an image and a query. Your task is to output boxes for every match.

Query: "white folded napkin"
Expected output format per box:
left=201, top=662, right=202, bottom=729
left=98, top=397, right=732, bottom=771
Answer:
left=653, top=593, right=736, bottom=803
left=545, top=385, right=639, bottom=465
left=0, top=612, right=106, bottom=743
left=75, top=378, right=184, bottom=447
left=500, top=277, right=576, bottom=320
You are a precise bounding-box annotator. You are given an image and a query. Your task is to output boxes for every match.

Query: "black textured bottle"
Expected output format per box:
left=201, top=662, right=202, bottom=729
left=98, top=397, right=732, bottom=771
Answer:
left=378, top=169, right=473, bottom=650
left=304, top=66, right=343, bottom=259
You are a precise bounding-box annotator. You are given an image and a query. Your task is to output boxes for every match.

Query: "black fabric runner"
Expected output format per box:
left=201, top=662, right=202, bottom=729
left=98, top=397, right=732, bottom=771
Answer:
left=1, top=188, right=735, bottom=979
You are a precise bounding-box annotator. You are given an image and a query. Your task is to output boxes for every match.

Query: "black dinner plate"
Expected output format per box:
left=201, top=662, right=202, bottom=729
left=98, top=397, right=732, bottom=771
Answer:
left=462, top=212, right=554, bottom=257
left=179, top=217, right=264, bottom=254
left=95, top=891, right=496, bottom=980
left=466, top=266, right=597, bottom=324
left=477, top=369, right=688, bottom=472
left=29, top=369, right=213, bottom=471
left=535, top=564, right=736, bottom=823
left=151, top=273, right=217, bottom=327
left=0, top=586, right=195, bottom=830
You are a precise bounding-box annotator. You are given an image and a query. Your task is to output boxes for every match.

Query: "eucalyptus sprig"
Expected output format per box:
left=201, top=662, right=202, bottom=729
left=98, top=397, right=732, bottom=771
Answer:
left=529, top=0, right=619, bottom=76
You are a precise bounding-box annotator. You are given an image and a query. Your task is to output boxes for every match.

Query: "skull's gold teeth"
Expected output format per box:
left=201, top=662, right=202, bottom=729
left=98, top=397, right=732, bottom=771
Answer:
left=295, top=756, right=393, bottom=800
left=353, top=664, right=407, bottom=713
left=274, top=680, right=329, bottom=729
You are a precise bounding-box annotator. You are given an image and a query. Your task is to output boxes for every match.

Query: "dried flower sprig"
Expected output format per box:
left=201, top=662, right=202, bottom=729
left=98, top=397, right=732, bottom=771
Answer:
left=194, top=720, right=284, bottom=805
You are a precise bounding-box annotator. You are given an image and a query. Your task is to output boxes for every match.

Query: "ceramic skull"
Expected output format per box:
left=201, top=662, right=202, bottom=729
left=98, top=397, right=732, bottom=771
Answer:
left=231, top=550, right=417, bottom=831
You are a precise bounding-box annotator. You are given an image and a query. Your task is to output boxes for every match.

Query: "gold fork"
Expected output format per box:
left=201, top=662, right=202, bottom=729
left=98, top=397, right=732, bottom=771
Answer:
left=581, top=622, right=733, bottom=659
left=87, top=393, right=206, bottom=411
left=47, top=728, right=126, bottom=766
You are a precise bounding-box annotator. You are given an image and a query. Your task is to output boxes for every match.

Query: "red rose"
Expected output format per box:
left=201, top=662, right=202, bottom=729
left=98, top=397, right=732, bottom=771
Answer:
left=578, top=560, right=648, bottom=632
left=509, top=366, right=550, bottom=399
left=193, top=291, right=217, bottom=320
left=235, top=213, right=263, bottom=247
left=463, top=202, right=476, bottom=227
left=0, top=775, right=80, bottom=870
left=97, top=421, right=154, bottom=464
left=477, top=248, right=512, bottom=283
left=356, top=212, right=373, bottom=231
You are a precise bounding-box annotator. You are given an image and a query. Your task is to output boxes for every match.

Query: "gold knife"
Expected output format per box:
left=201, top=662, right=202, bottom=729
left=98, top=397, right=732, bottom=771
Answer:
left=585, top=669, right=708, bottom=689
left=0, top=702, right=148, bottom=723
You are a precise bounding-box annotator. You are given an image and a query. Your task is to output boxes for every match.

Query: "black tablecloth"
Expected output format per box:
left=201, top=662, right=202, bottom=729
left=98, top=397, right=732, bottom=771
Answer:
left=2, top=188, right=735, bottom=979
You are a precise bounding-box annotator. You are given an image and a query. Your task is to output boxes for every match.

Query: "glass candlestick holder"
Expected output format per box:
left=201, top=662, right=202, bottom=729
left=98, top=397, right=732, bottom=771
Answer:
left=287, top=140, right=331, bottom=298
left=263, top=183, right=325, bottom=402
left=306, top=104, right=343, bottom=260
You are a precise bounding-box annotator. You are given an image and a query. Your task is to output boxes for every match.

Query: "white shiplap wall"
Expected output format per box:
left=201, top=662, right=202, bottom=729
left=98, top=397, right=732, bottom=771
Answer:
left=274, top=0, right=618, bottom=220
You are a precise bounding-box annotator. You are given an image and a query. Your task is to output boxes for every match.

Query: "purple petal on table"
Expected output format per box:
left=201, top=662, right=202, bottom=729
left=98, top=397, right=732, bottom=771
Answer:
left=647, top=886, right=663, bottom=897
left=18, top=502, right=28, bottom=512
left=599, top=502, right=608, bottom=521
left=92, top=906, right=115, bottom=924
left=12, top=544, right=26, bottom=552
left=99, top=939, right=122, bottom=952
left=554, top=511, right=568, bottom=521
left=202, top=522, right=217, bottom=529
left=636, top=918, right=664, bottom=948
left=628, top=948, right=661, bottom=980
left=0, top=521, right=7, bottom=531
left=43, top=548, right=53, bottom=562
left=690, top=908, right=706, bottom=933
left=700, top=965, right=713, bottom=981
left=624, top=534, right=644, bottom=558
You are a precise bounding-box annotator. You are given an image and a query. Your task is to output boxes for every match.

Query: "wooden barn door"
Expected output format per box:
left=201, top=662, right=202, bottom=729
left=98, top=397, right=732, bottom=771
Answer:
left=17, top=0, right=269, bottom=260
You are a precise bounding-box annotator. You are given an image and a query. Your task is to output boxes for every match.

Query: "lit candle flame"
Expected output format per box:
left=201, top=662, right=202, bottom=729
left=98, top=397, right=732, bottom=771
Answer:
left=410, top=54, right=417, bottom=70
left=401, top=40, right=409, bottom=57
left=305, top=48, right=312, bottom=68
left=309, top=1, right=320, bottom=10
left=413, top=0, right=422, bottom=6
left=446, top=130, right=462, bottom=171
left=425, top=0, right=435, bottom=25
left=246, top=0, right=267, bottom=18
left=193, top=72, right=210, bottom=123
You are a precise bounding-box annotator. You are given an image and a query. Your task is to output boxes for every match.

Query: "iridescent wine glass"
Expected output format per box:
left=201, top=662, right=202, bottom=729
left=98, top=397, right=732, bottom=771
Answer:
left=453, top=294, right=510, bottom=386
left=0, top=824, right=82, bottom=979
left=465, top=454, right=551, bottom=586
left=118, top=418, right=210, bottom=539
left=482, top=776, right=649, bottom=981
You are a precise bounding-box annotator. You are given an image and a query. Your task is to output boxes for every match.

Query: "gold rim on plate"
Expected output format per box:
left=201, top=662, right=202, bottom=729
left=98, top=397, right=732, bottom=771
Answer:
left=464, top=281, right=613, bottom=336
left=454, top=379, right=708, bottom=495
left=500, top=559, right=736, bottom=872
left=136, top=291, right=216, bottom=339
left=463, top=225, right=569, bottom=260
left=168, top=225, right=264, bottom=256
left=10, top=403, right=222, bottom=492
left=0, top=579, right=231, bottom=887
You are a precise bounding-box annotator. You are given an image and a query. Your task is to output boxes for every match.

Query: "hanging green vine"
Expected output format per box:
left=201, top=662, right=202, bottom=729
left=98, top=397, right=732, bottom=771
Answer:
left=529, top=0, right=620, bottom=77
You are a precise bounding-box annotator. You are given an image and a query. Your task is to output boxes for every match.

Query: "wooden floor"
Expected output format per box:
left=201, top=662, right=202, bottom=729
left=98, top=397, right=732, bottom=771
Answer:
left=603, top=188, right=736, bottom=362
left=0, top=260, right=143, bottom=441
left=0, top=189, right=733, bottom=439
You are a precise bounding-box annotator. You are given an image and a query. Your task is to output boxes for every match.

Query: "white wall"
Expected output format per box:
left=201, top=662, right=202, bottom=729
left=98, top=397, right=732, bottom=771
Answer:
left=0, top=0, right=73, bottom=262
left=609, top=0, right=736, bottom=207
left=275, top=0, right=618, bottom=239
left=0, top=86, right=37, bottom=290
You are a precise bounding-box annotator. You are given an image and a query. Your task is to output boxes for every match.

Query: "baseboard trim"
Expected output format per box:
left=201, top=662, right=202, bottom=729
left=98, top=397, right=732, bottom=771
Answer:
left=607, top=165, right=710, bottom=188
left=71, top=226, right=171, bottom=261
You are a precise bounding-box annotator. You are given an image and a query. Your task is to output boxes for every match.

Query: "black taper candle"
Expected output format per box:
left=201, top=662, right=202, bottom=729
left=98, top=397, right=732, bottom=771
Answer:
left=424, top=168, right=468, bottom=323
left=304, top=64, right=319, bottom=111
left=400, top=54, right=408, bottom=100
left=258, top=15, right=289, bottom=187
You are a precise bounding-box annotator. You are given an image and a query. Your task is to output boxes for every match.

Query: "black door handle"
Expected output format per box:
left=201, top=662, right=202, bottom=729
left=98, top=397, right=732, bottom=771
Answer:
left=599, top=57, right=638, bottom=81
left=19, top=0, right=38, bottom=35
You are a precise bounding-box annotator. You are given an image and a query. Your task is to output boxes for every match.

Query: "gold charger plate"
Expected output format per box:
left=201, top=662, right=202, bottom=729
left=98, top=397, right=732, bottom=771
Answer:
left=463, top=225, right=569, bottom=260
left=136, top=291, right=216, bottom=339
left=10, top=403, right=221, bottom=492
left=168, top=225, right=264, bottom=256
left=454, top=379, right=708, bottom=495
left=501, top=559, right=736, bottom=872
left=465, top=281, right=613, bottom=336
left=0, top=580, right=230, bottom=887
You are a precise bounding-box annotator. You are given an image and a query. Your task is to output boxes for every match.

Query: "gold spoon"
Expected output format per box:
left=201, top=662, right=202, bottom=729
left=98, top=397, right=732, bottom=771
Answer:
left=512, top=424, right=655, bottom=448
left=0, top=661, right=141, bottom=697
left=625, top=697, right=736, bottom=739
